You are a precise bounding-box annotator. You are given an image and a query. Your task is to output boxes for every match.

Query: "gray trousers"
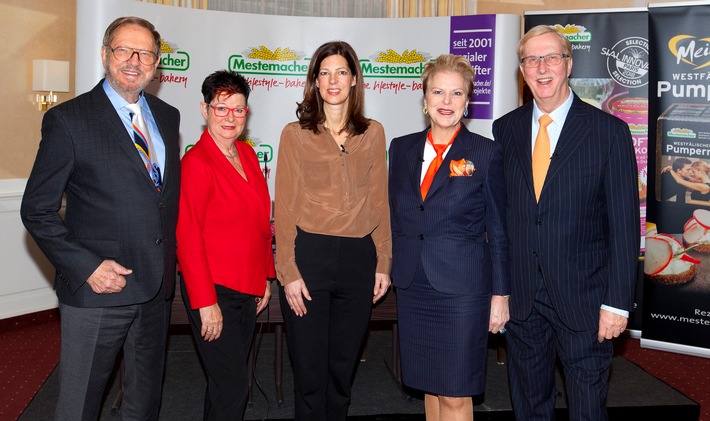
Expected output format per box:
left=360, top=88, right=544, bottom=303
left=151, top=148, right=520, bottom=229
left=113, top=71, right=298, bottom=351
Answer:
left=55, top=290, right=170, bottom=421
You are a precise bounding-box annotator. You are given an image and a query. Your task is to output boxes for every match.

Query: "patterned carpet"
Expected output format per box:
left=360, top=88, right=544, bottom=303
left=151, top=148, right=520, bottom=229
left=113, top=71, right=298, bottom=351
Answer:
left=615, top=337, right=710, bottom=421
left=1, top=309, right=707, bottom=420
left=0, top=310, right=60, bottom=421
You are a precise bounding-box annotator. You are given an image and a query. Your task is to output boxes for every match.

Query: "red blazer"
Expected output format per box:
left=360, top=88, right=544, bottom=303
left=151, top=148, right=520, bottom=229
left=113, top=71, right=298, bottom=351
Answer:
left=177, top=129, right=275, bottom=309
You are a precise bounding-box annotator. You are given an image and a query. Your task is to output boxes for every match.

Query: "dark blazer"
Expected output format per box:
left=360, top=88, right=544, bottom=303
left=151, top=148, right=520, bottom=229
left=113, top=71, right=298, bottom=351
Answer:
left=389, top=124, right=509, bottom=296
left=492, top=94, right=640, bottom=331
left=21, top=80, right=181, bottom=308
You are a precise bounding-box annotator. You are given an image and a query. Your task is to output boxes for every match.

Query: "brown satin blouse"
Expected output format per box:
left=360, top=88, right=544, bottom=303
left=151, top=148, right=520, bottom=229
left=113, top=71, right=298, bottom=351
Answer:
left=274, top=120, right=392, bottom=285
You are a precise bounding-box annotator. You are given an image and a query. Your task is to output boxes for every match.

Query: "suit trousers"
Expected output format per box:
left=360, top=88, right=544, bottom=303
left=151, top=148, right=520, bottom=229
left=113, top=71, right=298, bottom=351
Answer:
left=505, top=279, right=613, bottom=421
left=280, top=228, right=376, bottom=421
left=181, top=279, right=257, bottom=421
left=55, top=285, right=170, bottom=421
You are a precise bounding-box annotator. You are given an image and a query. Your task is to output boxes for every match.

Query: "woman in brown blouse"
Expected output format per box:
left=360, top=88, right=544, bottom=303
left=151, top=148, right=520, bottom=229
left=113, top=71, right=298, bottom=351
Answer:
left=274, top=40, right=391, bottom=421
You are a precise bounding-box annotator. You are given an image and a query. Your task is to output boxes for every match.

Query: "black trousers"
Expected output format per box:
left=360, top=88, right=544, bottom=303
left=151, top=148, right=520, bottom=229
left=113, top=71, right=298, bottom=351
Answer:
left=280, top=228, right=376, bottom=421
left=506, top=280, right=613, bottom=421
left=181, top=278, right=257, bottom=421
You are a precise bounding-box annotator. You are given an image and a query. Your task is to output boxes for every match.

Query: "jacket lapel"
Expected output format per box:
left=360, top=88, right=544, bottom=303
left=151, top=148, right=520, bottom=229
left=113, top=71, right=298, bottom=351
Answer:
left=512, top=105, right=536, bottom=201
left=543, top=95, right=590, bottom=192
left=93, top=84, right=157, bottom=190
left=203, top=130, right=247, bottom=188
left=425, top=125, right=470, bottom=201
left=146, top=95, right=173, bottom=185
left=203, top=131, right=270, bottom=216
left=404, top=129, right=427, bottom=199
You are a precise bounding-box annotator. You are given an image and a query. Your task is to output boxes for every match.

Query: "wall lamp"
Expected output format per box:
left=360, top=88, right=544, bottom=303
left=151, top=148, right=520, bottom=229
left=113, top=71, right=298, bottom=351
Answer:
left=33, top=59, right=70, bottom=111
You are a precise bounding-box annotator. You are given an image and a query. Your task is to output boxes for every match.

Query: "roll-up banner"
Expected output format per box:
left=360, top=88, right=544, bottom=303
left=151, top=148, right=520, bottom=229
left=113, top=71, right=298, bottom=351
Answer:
left=76, top=0, right=521, bottom=193
left=642, top=1, right=710, bottom=358
left=524, top=9, right=649, bottom=332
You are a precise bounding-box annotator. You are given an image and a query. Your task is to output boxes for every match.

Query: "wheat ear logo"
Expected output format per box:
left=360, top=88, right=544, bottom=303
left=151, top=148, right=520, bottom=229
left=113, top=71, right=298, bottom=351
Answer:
left=158, top=40, right=189, bottom=71
left=248, top=46, right=301, bottom=61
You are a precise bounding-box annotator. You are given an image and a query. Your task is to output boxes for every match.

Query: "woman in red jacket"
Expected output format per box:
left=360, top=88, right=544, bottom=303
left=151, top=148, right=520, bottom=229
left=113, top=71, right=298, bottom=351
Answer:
left=176, top=70, right=274, bottom=421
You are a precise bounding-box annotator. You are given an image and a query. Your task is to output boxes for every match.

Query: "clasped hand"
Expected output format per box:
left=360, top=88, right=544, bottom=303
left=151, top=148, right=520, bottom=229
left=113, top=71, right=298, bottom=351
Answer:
left=86, top=259, right=131, bottom=294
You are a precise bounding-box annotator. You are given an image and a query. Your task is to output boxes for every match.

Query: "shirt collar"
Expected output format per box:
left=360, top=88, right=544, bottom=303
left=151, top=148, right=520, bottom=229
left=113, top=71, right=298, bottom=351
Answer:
left=532, top=87, right=574, bottom=127
left=102, top=78, right=147, bottom=113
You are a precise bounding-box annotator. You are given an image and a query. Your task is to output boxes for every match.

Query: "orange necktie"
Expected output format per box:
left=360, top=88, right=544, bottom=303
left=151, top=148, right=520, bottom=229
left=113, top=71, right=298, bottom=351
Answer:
left=421, top=128, right=459, bottom=201
left=532, top=114, right=553, bottom=202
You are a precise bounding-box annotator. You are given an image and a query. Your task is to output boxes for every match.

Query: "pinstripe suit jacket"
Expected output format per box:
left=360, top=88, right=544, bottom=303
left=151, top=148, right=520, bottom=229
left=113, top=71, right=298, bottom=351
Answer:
left=21, top=81, right=181, bottom=308
left=389, top=125, right=510, bottom=296
left=492, top=94, right=639, bottom=331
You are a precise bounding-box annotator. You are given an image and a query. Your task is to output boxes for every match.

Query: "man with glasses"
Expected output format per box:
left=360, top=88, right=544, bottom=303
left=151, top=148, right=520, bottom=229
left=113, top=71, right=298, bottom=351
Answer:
left=21, top=16, right=180, bottom=420
left=493, top=25, right=639, bottom=420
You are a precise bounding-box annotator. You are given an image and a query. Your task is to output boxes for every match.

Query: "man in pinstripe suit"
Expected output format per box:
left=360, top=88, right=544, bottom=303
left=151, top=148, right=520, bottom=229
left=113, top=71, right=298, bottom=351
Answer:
left=492, top=26, right=639, bottom=420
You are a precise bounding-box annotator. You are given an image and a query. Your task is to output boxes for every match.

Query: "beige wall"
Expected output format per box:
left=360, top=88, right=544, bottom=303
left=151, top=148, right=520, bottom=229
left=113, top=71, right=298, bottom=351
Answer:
left=0, top=0, right=75, bottom=179
left=476, top=0, right=650, bottom=15
left=0, top=0, right=693, bottom=179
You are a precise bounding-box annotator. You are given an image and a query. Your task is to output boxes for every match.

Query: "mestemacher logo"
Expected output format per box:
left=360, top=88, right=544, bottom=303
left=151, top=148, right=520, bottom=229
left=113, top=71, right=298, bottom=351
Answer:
left=229, top=45, right=433, bottom=94
left=157, top=40, right=189, bottom=88
left=554, top=24, right=592, bottom=43
left=667, top=127, right=697, bottom=139
left=358, top=49, right=431, bottom=94
left=229, top=45, right=308, bottom=76
left=361, top=49, right=430, bottom=79
left=601, top=37, right=649, bottom=88
left=229, top=45, right=308, bottom=91
left=158, top=40, right=190, bottom=71
left=668, top=35, right=710, bottom=70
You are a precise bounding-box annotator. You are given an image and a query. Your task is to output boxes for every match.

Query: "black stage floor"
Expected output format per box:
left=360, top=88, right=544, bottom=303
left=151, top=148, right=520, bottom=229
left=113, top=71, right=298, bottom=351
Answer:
left=21, top=328, right=699, bottom=420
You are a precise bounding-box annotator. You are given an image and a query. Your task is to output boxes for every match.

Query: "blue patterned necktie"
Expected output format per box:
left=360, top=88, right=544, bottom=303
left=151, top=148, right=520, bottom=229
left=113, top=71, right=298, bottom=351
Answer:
left=125, top=103, right=162, bottom=191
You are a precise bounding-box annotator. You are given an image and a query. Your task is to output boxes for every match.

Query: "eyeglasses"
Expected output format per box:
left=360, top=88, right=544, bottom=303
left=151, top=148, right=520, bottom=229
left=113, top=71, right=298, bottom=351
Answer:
left=105, top=46, right=159, bottom=65
left=520, top=53, right=571, bottom=68
left=208, top=104, right=249, bottom=118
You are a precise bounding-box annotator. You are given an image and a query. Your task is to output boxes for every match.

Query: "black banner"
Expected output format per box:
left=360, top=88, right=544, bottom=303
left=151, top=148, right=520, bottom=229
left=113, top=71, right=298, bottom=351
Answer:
left=642, top=3, right=710, bottom=356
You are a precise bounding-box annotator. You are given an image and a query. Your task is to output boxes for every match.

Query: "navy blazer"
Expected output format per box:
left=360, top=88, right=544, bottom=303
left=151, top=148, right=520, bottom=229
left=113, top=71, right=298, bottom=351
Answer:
left=389, top=124, right=510, bottom=296
left=21, top=80, right=181, bottom=307
left=492, top=94, right=640, bottom=331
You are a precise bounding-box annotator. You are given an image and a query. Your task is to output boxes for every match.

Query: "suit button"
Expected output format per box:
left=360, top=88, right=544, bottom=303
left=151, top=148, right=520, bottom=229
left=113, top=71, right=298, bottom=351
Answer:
left=155, top=238, right=163, bottom=245
left=418, top=234, right=424, bottom=240
left=158, top=202, right=165, bottom=209
left=533, top=251, right=539, bottom=257
left=419, top=205, right=424, bottom=211
left=535, top=219, right=542, bottom=225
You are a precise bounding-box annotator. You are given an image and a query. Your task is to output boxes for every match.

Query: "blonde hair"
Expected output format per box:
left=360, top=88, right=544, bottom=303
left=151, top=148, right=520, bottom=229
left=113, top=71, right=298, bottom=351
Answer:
left=692, top=160, right=709, bottom=172
left=518, top=25, right=571, bottom=60
left=421, top=54, right=475, bottom=97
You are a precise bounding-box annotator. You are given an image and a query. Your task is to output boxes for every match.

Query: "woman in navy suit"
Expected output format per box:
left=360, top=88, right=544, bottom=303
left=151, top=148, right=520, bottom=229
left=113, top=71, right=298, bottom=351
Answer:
left=388, top=55, right=510, bottom=420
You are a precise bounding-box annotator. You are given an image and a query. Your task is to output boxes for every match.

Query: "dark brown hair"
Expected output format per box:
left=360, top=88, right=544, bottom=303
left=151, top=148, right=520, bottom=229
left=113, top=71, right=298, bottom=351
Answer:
left=296, top=41, right=369, bottom=135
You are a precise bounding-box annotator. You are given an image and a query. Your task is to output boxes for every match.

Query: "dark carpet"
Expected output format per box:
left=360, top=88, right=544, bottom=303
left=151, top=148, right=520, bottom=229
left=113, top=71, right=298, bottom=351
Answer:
left=20, top=327, right=699, bottom=420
